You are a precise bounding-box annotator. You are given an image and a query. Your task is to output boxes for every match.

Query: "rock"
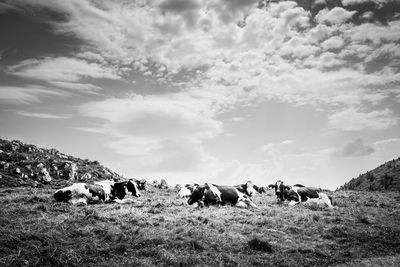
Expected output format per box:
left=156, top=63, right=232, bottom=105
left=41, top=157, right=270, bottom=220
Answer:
left=15, top=168, right=21, bottom=174
left=48, top=148, right=59, bottom=155
left=3, top=163, right=10, bottom=170
left=159, top=179, right=169, bottom=189
left=49, top=164, right=58, bottom=177
left=80, top=172, right=92, bottom=181
left=38, top=168, right=52, bottom=183
left=63, top=162, right=78, bottom=180
left=10, top=140, right=21, bottom=151
left=25, top=165, right=32, bottom=170
left=37, top=163, right=44, bottom=169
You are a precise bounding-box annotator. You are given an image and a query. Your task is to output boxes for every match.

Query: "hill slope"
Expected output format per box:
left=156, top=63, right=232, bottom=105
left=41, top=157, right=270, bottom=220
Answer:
left=0, top=138, right=122, bottom=188
left=338, top=157, right=400, bottom=191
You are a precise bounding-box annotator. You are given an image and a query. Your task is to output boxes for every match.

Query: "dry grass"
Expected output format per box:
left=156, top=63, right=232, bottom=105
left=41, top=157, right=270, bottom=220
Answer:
left=0, top=187, right=399, bottom=266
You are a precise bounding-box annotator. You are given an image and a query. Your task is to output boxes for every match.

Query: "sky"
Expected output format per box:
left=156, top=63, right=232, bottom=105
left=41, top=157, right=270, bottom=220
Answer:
left=0, top=0, right=399, bottom=189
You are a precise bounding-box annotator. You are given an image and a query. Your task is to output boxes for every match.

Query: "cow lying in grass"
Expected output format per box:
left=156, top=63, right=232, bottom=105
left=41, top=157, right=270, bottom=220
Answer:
left=54, top=180, right=141, bottom=205
left=188, top=183, right=258, bottom=208
left=273, top=180, right=334, bottom=208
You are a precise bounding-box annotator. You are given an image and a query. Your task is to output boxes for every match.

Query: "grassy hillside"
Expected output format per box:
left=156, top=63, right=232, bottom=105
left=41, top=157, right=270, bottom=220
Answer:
left=0, top=187, right=399, bottom=266
left=0, top=138, right=122, bottom=188
left=339, top=157, right=400, bottom=191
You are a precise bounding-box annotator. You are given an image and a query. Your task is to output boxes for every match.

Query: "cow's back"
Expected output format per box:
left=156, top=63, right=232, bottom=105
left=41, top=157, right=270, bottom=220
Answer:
left=214, top=185, right=239, bottom=205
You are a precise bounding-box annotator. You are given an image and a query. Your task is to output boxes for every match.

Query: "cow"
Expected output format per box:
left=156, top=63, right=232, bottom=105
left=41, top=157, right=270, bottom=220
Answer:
left=272, top=180, right=333, bottom=208
left=235, top=180, right=258, bottom=197
left=54, top=179, right=141, bottom=205
left=134, top=179, right=147, bottom=191
left=188, top=183, right=258, bottom=208
left=254, top=185, right=267, bottom=194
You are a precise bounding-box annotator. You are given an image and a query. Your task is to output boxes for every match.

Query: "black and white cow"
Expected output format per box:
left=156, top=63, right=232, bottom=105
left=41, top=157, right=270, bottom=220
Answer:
left=54, top=179, right=141, bottom=205
left=254, top=185, right=267, bottom=194
left=272, top=180, right=333, bottom=208
left=188, top=183, right=258, bottom=208
left=234, top=180, right=258, bottom=197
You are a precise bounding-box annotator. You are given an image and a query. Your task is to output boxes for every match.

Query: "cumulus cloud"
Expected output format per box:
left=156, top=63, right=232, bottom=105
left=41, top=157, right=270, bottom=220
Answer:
left=329, top=108, right=398, bottom=131
left=315, top=7, right=356, bottom=25
left=332, top=138, right=375, bottom=157
left=346, top=21, right=400, bottom=45
left=320, top=36, right=345, bottom=50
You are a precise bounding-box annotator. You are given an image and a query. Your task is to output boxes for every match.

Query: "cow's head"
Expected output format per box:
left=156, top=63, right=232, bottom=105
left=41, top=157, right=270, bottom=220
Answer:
left=135, top=179, right=147, bottom=190
left=188, top=185, right=207, bottom=205
left=244, top=180, right=257, bottom=197
left=127, top=180, right=141, bottom=197
left=274, top=180, right=290, bottom=201
left=112, top=182, right=128, bottom=200
left=112, top=180, right=141, bottom=200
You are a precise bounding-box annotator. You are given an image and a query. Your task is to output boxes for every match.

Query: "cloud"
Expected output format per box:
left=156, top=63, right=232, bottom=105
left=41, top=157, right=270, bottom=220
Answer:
left=5, top=0, right=398, bottom=116
left=315, top=7, right=356, bottom=25
left=332, top=138, right=375, bottom=157
left=329, top=108, right=398, bottom=131
left=342, top=0, right=388, bottom=7
left=49, top=81, right=102, bottom=93
left=16, top=111, right=71, bottom=119
left=346, top=21, right=400, bottom=45
left=0, top=86, right=64, bottom=104
left=320, top=36, right=344, bottom=50
left=231, top=116, right=245, bottom=122
left=79, top=94, right=223, bottom=141
left=157, top=0, right=202, bottom=27
left=374, top=138, right=400, bottom=145
left=78, top=93, right=224, bottom=172
left=8, top=57, right=120, bottom=83
left=281, top=140, right=295, bottom=145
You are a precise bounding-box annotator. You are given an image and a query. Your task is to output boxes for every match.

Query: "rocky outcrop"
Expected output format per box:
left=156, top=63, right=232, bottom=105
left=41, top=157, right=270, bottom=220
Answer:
left=0, top=138, right=123, bottom=187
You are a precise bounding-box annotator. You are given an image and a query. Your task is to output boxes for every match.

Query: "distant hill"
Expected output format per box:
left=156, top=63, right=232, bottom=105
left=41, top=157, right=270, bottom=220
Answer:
left=0, top=138, right=123, bottom=188
left=338, top=157, right=400, bottom=191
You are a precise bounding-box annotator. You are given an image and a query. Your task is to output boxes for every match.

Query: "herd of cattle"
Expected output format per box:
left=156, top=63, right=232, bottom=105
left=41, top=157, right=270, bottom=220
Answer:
left=53, top=179, right=334, bottom=208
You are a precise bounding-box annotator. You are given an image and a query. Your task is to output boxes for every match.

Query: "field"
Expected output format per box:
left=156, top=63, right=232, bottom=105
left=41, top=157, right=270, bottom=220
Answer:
left=0, top=187, right=400, bottom=266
